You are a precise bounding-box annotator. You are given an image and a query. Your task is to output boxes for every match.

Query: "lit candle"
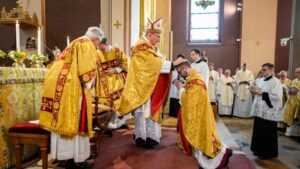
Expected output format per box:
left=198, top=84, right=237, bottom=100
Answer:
left=67, top=36, right=70, bottom=46
left=37, top=27, right=41, bottom=55
left=16, top=21, right=20, bottom=51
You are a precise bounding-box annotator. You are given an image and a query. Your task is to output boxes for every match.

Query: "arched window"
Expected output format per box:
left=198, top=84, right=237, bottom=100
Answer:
left=189, top=0, right=221, bottom=43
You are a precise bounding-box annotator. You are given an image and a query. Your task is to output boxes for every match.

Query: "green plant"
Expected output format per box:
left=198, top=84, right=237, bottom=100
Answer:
left=29, top=53, right=49, bottom=64
left=0, top=50, right=6, bottom=58
left=8, top=50, right=27, bottom=62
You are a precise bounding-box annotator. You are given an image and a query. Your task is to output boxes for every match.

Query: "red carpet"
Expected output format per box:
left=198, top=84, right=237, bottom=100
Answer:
left=93, top=128, right=255, bottom=169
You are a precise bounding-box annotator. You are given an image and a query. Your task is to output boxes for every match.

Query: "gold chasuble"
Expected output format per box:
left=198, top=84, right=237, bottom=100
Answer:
left=178, top=70, right=222, bottom=158
left=280, top=78, right=292, bottom=106
left=283, top=79, right=300, bottom=125
left=118, top=38, right=168, bottom=122
left=95, top=47, right=128, bottom=110
left=39, top=37, right=97, bottom=138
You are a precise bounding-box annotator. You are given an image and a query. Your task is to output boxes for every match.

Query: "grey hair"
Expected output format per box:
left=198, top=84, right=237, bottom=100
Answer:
left=85, top=27, right=104, bottom=41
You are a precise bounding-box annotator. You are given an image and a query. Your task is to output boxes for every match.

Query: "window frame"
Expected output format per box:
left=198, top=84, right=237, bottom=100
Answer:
left=187, top=0, right=223, bottom=45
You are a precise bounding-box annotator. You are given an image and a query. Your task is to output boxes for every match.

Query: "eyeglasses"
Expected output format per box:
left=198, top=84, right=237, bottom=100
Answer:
left=261, top=69, right=267, bottom=71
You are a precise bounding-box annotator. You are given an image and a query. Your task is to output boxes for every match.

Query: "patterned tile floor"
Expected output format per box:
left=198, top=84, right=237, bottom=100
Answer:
left=221, top=116, right=300, bottom=169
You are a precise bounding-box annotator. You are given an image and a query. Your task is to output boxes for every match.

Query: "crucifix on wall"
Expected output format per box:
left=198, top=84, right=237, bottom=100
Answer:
left=113, top=20, right=122, bottom=29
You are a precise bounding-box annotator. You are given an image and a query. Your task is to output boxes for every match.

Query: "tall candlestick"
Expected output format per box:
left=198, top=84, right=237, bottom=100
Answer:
left=37, top=27, right=41, bottom=55
left=16, top=21, right=20, bottom=51
left=67, top=36, right=70, bottom=46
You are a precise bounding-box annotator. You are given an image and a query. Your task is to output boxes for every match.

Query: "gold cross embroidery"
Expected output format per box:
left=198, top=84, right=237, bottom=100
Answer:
left=113, top=20, right=122, bottom=29
left=255, top=40, right=261, bottom=47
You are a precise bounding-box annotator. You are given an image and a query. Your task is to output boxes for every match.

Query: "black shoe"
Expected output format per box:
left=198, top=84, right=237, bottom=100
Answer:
left=119, top=124, right=129, bottom=129
left=135, top=137, right=146, bottom=147
left=103, top=130, right=113, bottom=137
left=143, top=142, right=154, bottom=149
left=223, top=149, right=233, bottom=167
left=146, top=137, right=159, bottom=146
left=65, top=160, right=93, bottom=169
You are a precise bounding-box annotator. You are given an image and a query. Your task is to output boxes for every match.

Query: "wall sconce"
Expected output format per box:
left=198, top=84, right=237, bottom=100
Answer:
left=237, top=3, right=242, bottom=11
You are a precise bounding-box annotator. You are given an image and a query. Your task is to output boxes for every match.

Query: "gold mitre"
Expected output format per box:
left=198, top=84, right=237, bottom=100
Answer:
left=146, top=17, right=163, bottom=33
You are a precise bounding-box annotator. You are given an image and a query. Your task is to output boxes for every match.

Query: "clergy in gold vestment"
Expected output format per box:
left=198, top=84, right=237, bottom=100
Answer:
left=278, top=70, right=292, bottom=129
left=283, top=68, right=300, bottom=137
left=118, top=18, right=183, bottom=148
left=39, top=27, right=104, bottom=167
left=233, top=63, right=254, bottom=118
left=95, top=37, right=130, bottom=129
left=175, top=60, right=232, bottom=169
left=216, top=69, right=235, bottom=116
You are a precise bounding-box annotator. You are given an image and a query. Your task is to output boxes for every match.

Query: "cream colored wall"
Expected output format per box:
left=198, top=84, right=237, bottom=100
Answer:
left=241, top=0, right=278, bottom=76
left=101, top=0, right=130, bottom=55
left=155, top=0, right=172, bottom=60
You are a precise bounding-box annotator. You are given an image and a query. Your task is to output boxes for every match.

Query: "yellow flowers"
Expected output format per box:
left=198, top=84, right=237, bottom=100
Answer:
left=8, top=50, right=28, bottom=62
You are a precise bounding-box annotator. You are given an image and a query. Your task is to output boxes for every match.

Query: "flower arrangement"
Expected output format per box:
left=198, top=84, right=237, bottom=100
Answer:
left=8, top=50, right=27, bottom=62
left=8, top=50, right=27, bottom=68
left=28, top=53, right=49, bottom=68
left=0, top=50, right=6, bottom=58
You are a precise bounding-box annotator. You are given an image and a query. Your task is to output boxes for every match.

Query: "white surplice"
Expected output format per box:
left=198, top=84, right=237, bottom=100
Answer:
left=216, top=76, right=235, bottom=115
left=233, top=70, right=254, bottom=118
left=134, top=60, right=171, bottom=142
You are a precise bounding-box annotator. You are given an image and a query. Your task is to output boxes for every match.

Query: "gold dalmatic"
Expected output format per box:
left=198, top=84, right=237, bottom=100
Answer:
left=179, top=70, right=222, bottom=158
left=283, top=79, right=300, bottom=125
left=39, top=37, right=97, bottom=138
left=95, top=47, right=128, bottom=110
left=280, top=78, right=292, bottom=106
left=118, top=38, right=164, bottom=120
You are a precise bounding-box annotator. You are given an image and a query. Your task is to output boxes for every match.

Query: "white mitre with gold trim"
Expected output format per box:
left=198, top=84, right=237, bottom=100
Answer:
left=146, top=17, right=163, bottom=33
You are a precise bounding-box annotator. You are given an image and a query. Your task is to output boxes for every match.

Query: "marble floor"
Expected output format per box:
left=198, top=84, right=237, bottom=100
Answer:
left=221, top=116, right=300, bottom=169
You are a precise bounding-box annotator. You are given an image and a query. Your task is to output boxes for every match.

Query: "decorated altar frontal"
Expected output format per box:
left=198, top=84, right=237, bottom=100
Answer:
left=0, top=67, right=46, bottom=169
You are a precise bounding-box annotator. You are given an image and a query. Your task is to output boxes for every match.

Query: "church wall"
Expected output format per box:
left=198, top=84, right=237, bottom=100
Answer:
left=45, top=0, right=100, bottom=56
left=171, top=0, right=240, bottom=72
left=274, top=0, right=292, bottom=74
left=241, top=0, right=278, bottom=76
left=289, top=0, right=300, bottom=79
left=155, top=0, right=172, bottom=60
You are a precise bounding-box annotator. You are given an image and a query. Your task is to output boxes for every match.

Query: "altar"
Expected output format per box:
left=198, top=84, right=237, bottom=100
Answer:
left=0, top=67, right=46, bottom=169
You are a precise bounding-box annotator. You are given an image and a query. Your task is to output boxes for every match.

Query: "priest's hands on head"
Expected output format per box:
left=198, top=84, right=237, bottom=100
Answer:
left=173, top=57, right=186, bottom=67
left=104, top=68, right=116, bottom=75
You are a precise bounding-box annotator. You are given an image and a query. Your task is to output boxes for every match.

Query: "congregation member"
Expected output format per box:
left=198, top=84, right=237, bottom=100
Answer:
left=190, top=49, right=209, bottom=86
left=233, top=63, right=254, bottom=118
left=250, top=63, right=283, bottom=159
left=169, top=54, right=185, bottom=118
left=216, top=69, right=235, bottom=116
left=283, top=68, right=300, bottom=137
left=278, top=70, right=292, bottom=129
left=208, top=63, right=219, bottom=117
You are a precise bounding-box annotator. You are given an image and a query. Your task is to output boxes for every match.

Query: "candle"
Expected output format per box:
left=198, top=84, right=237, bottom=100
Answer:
left=37, top=27, right=41, bottom=55
left=16, top=21, right=20, bottom=51
left=67, top=36, right=70, bottom=46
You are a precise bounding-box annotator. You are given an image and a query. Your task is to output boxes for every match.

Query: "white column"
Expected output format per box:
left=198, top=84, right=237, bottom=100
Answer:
left=16, top=21, right=20, bottom=51
left=37, top=27, right=42, bottom=55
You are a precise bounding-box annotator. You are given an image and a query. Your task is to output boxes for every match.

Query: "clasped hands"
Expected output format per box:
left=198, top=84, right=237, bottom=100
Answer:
left=104, top=68, right=116, bottom=75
